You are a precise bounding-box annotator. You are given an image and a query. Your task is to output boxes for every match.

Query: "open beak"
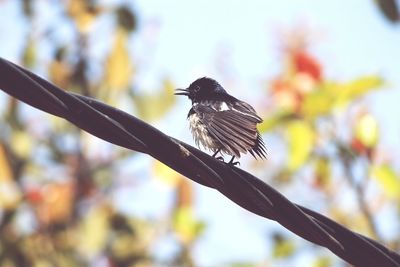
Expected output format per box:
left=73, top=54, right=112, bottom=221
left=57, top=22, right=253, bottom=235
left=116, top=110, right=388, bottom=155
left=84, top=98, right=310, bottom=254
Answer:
left=174, top=88, right=189, bottom=96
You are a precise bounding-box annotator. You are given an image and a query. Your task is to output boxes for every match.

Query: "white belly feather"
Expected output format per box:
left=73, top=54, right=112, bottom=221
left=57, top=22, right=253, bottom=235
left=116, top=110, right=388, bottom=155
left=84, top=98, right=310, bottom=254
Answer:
left=188, top=113, right=218, bottom=151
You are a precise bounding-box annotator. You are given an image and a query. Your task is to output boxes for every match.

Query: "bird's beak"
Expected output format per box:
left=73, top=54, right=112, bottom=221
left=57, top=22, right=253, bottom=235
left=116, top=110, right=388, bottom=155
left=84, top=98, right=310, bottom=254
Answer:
left=174, top=88, right=189, bottom=96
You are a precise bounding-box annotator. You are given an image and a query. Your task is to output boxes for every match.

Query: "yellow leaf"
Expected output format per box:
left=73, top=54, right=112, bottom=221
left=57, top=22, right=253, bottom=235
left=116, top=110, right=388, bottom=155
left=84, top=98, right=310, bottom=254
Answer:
left=371, top=165, right=400, bottom=199
left=10, top=130, right=33, bottom=158
left=23, top=38, right=36, bottom=68
left=152, top=160, right=181, bottom=186
left=176, top=178, right=193, bottom=208
left=330, top=206, right=376, bottom=237
left=33, top=259, right=52, bottom=267
left=258, top=110, right=293, bottom=133
left=314, top=158, right=331, bottom=188
left=173, top=206, right=205, bottom=244
left=134, top=78, right=176, bottom=121
left=286, top=121, right=314, bottom=171
left=78, top=205, right=109, bottom=256
left=67, top=0, right=100, bottom=33
left=111, top=234, right=135, bottom=258
left=312, top=256, right=332, bottom=267
left=49, top=60, right=71, bottom=88
left=162, top=78, right=176, bottom=100
left=0, top=144, right=12, bottom=181
left=105, top=29, right=133, bottom=90
left=272, top=234, right=296, bottom=258
left=0, top=143, right=21, bottom=210
left=301, top=90, right=333, bottom=118
left=329, top=76, right=383, bottom=107
left=355, top=113, right=379, bottom=148
left=0, top=181, right=21, bottom=210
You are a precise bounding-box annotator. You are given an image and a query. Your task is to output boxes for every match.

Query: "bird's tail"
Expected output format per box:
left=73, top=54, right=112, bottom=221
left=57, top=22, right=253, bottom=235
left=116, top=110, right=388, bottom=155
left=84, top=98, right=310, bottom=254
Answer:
left=249, top=133, right=267, bottom=160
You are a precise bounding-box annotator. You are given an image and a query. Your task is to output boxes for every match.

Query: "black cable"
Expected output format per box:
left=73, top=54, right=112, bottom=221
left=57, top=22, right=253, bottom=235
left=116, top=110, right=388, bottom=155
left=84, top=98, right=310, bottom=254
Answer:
left=0, top=58, right=399, bottom=267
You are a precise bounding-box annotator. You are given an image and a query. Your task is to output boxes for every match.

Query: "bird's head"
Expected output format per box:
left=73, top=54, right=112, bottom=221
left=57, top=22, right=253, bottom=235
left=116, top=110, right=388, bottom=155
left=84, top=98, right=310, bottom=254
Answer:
left=175, top=77, right=227, bottom=103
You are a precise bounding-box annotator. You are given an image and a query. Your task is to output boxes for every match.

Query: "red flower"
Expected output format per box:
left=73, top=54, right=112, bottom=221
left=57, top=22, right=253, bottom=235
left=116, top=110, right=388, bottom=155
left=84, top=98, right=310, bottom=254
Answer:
left=294, top=51, right=322, bottom=81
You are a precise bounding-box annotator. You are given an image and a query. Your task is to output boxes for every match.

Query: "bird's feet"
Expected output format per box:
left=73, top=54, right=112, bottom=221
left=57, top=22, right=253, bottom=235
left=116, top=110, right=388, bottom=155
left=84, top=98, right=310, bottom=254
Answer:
left=212, top=151, right=240, bottom=166
left=215, top=156, right=225, bottom=162
left=212, top=149, right=221, bottom=158
left=214, top=156, right=239, bottom=165
left=212, top=149, right=225, bottom=162
left=228, top=156, right=240, bottom=166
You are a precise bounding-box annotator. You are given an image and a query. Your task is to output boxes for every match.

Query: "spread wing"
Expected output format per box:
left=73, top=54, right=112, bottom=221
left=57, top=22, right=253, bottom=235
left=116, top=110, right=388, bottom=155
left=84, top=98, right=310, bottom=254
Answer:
left=193, top=104, right=266, bottom=158
left=231, top=100, right=263, bottom=123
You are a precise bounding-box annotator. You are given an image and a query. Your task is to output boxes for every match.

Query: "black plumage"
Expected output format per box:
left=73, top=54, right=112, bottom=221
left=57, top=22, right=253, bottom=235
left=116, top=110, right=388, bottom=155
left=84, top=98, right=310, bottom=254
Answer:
left=175, top=77, right=266, bottom=164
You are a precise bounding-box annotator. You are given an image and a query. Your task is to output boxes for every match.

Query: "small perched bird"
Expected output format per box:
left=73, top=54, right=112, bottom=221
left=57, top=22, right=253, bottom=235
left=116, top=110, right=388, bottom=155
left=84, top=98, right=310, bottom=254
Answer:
left=175, top=77, right=266, bottom=165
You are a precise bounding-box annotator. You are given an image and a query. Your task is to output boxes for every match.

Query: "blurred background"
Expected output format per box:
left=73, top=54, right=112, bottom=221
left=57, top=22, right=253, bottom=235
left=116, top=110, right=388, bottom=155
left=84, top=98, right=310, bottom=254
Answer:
left=0, top=0, right=399, bottom=266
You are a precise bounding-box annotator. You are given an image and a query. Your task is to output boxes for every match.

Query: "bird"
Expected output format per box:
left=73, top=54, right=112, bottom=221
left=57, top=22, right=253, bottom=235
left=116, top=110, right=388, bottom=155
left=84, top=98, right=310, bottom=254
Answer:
left=175, top=77, right=266, bottom=165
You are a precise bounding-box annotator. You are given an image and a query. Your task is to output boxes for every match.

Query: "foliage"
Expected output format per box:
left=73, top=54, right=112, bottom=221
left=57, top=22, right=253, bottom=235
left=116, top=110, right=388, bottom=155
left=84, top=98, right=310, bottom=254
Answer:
left=0, top=1, right=399, bottom=267
left=0, top=1, right=180, bottom=266
left=257, top=28, right=399, bottom=262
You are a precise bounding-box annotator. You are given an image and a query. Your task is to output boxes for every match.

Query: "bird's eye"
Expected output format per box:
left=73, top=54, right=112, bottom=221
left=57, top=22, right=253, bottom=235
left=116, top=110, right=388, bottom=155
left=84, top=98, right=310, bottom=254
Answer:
left=194, top=86, right=200, bottom=92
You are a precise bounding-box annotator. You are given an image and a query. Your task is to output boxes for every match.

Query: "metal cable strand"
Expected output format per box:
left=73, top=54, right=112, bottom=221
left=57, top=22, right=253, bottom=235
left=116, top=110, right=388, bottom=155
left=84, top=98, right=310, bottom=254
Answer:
left=0, top=58, right=399, bottom=267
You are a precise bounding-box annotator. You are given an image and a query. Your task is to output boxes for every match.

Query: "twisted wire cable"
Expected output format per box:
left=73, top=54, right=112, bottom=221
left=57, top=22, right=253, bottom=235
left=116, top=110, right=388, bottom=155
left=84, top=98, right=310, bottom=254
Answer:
left=0, top=58, right=399, bottom=267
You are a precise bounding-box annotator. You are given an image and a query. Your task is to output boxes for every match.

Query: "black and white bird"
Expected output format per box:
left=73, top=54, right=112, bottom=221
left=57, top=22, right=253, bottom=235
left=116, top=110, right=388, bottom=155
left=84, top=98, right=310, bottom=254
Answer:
left=175, top=77, right=266, bottom=165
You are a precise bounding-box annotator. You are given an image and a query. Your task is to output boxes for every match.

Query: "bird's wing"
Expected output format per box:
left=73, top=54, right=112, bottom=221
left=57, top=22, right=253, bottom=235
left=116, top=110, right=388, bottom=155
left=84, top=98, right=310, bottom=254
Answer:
left=230, top=100, right=266, bottom=158
left=193, top=104, right=261, bottom=157
left=230, top=99, right=263, bottom=123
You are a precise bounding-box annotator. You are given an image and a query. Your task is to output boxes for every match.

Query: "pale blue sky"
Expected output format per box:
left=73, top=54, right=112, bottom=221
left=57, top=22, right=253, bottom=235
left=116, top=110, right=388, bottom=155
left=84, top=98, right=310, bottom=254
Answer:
left=132, top=1, right=400, bottom=265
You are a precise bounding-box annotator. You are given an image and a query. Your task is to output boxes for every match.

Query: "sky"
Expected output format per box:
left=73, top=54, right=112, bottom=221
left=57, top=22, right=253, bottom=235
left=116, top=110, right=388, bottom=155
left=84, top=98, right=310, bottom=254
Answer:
left=130, top=0, right=400, bottom=265
left=131, top=0, right=400, bottom=155
left=135, top=0, right=400, bottom=265
left=0, top=0, right=399, bottom=266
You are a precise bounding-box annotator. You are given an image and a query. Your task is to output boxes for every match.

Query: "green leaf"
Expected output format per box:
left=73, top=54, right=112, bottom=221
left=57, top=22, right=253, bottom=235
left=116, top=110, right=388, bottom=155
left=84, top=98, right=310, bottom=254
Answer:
left=0, top=144, right=13, bottom=181
left=173, top=206, right=205, bottom=244
left=133, top=79, right=176, bottom=121
left=78, top=206, right=109, bottom=256
left=314, top=158, right=331, bottom=188
left=105, top=29, right=133, bottom=90
left=286, top=120, right=314, bottom=171
left=324, top=75, right=384, bottom=108
left=371, top=165, right=400, bottom=199
left=272, top=234, right=296, bottom=259
left=355, top=113, right=379, bottom=148
left=301, top=90, right=333, bottom=118
left=23, top=38, right=36, bottom=68
left=312, top=256, right=332, bottom=267
left=258, top=110, right=294, bottom=133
